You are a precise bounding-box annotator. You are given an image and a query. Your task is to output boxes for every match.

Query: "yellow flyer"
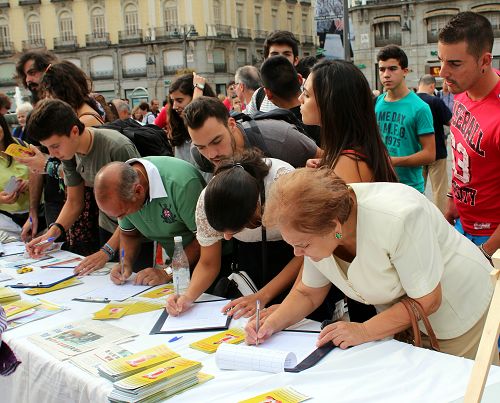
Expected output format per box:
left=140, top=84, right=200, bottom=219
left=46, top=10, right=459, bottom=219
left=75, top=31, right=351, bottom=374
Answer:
left=115, top=357, right=202, bottom=389
left=190, top=328, right=246, bottom=353
left=92, top=300, right=164, bottom=320
left=24, top=277, right=83, bottom=295
left=93, top=303, right=132, bottom=320
left=4, top=300, right=41, bottom=317
left=125, top=300, right=164, bottom=315
left=101, top=344, right=179, bottom=376
left=0, top=287, right=20, bottom=304
left=238, top=386, right=311, bottom=403
left=138, top=284, right=174, bottom=299
left=4, top=143, right=34, bottom=158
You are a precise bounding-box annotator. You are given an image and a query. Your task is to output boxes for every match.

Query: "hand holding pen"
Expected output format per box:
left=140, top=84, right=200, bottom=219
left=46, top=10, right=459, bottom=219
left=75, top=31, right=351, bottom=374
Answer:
left=120, top=248, right=125, bottom=285
left=26, top=234, right=56, bottom=258
left=255, top=300, right=261, bottom=346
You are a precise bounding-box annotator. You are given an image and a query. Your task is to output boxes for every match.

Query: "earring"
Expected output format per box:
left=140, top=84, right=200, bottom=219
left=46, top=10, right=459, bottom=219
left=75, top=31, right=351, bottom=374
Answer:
left=335, top=232, right=342, bottom=239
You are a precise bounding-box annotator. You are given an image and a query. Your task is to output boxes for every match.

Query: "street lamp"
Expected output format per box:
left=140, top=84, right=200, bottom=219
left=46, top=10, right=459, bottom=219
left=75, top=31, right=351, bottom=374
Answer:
left=178, top=25, right=198, bottom=69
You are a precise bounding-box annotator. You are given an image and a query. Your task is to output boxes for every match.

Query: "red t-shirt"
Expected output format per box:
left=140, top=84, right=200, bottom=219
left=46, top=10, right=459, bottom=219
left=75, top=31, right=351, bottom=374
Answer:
left=223, top=97, right=231, bottom=111
left=154, top=105, right=169, bottom=129
left=450, top=79, right=500, bottom=235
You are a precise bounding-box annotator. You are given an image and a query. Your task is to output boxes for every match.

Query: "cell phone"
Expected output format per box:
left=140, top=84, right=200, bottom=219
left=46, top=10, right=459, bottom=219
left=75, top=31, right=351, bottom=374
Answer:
left=4, top=176, right=19, bottom=194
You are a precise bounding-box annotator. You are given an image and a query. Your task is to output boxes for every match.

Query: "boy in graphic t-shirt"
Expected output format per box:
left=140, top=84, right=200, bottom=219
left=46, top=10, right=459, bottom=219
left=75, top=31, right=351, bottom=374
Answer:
left=375, top=45, right=435, bottom=193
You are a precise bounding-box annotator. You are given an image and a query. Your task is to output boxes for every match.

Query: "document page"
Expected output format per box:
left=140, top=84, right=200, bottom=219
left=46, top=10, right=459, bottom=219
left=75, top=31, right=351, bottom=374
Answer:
left=74, top=278, right=152, bottom=302
left=160, top=299, right=229, bottom=332
left=6, top=268, right=75, bottom=287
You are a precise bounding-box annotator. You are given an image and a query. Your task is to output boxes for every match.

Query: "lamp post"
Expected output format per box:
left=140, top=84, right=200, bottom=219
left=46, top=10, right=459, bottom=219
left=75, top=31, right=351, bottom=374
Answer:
left=343, top=0, right=350, bottom=62
left=180, top=25, right=198, bottom=69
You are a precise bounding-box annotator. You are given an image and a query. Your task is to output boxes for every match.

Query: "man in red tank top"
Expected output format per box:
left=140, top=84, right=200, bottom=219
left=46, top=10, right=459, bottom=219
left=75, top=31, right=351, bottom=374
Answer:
left=438, top=12, right=500, bottom=261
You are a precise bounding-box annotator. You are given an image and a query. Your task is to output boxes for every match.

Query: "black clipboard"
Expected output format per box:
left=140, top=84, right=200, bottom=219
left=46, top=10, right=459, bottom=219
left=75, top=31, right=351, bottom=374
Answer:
left=284, top=342, right=336, bottom=373
left=8, top=273, right=76, bottom=289
left=150, top=299, right=232, bottom=335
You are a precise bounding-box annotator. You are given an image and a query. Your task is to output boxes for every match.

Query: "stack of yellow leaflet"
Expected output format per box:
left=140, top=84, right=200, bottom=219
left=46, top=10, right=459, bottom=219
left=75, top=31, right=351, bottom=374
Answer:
left=108, top=357, right=210, bottom=403
left=0, top=287, right=20, bottom=305
left=24, top=277, right=83, bottom=295
left=3, top=300, right=40, bottom=318
left=190, top=328, right=246, bottom=353
left=98, top=345, right=179, bottom=381
left=93, top=300, right=164, bottom=320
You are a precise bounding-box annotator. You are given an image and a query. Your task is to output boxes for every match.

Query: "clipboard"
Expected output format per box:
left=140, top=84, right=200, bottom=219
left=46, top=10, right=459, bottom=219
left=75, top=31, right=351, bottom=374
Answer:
left=150, top=299, right=232, bottom=335
left=284, top=342, right=336, bottom=373
left=72, top=281, right=153, bottom=303
left=8, top=273, right=76, bottom=289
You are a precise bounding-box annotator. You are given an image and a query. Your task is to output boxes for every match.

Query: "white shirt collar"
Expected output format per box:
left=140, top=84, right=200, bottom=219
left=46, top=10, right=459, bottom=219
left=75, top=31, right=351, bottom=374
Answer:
left=126, top=158, right=168, bottom=201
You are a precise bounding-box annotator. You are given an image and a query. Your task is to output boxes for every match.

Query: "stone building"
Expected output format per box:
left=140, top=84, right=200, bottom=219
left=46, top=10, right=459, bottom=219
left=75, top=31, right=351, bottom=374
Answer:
left=349, top=0, right=500, bottom=90
left=0, top=0, right=316, bottom=105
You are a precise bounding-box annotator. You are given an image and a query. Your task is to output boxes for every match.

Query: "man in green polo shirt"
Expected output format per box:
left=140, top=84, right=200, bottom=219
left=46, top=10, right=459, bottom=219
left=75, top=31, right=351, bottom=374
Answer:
left=94, top=156, right=205, bottom=285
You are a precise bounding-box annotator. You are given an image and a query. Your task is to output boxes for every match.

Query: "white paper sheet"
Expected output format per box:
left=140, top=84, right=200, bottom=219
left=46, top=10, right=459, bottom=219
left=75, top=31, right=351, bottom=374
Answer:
left=161, top=299, right=229, bottom=332
left=0, top=241, right=25, bottom=256
left=74, top=279, right=152, bottom=302
left=5, top=268, right=75, bottom=287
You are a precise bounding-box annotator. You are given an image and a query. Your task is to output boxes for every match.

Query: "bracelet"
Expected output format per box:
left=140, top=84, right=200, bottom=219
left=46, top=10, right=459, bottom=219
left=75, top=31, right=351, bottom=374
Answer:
left=478, top=243, right=493, bottom=261
left=102, top=242, right=115, bottom=256
left=446, top=192, right=453, bottom=198
left=48, top=222, right=65, bottom=239
left=100, top=247, right=113, bottom=261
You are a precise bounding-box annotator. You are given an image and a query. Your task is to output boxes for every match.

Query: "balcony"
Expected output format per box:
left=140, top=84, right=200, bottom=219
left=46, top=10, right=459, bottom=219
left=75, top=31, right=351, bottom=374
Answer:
left=237, top=28, right=252, bottom=39
left=22, top=38, right=45, bottom=51
left=163, top=65, right=184, bottom=75
left=215, top=24, right=232, bottom=38
left=19, top=0, right=40, bottom=5
left=254, top=30, right=268, bottom=41
left=0, top=76, right=15, bottom=87
left=374, top=34, right=401, bottom=48
left=214, top=62, right=226, bottom=73
left=154, top=26, right=182, bottom=41
left=0, top=1, right=10, bottom=8
left=86, top=32, right=111, bottom=47
left=90, top=70, right=114, bottom=80
left=0, top=41, right=15, bottom=55
left=303, top=35, right=314, bottom=44
left=122, top=67, right=147, bottom=78
left=118, top=29, right=143, bottom=44
left=53, top=35, right=78, bottom=51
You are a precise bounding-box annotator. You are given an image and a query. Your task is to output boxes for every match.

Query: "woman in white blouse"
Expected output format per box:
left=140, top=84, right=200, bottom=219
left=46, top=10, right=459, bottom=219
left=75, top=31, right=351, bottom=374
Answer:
left=246, top=168, right=494, bottom=359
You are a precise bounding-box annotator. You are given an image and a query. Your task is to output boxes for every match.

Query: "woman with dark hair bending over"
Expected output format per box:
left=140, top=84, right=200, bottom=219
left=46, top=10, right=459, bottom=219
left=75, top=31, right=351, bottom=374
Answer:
left=297, top=59, right=398, bottom=322
left=167, top=149, right=300, bottom=319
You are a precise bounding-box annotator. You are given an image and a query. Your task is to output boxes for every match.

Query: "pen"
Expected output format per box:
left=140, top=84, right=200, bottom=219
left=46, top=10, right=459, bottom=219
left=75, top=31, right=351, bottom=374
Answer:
left=120, top=248, right=125, bottom=285
left=255, top=299, right=260, bottom=347
left=168, top=336, right=183, bottom=343
left=33, top=237, right=56, bottom=247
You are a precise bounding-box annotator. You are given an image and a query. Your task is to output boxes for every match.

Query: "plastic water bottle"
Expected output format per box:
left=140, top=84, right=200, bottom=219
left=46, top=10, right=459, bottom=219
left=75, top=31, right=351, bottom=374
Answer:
left=172, top=236, right=190, bottom=295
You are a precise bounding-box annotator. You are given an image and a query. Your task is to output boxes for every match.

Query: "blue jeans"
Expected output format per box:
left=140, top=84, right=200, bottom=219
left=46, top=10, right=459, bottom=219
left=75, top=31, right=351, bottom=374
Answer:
left=455, top=219, right=499, bottom=349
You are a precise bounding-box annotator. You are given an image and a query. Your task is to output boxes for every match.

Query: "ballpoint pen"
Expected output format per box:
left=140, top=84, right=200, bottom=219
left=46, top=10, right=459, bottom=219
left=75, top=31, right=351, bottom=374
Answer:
left=33, top=237, right=56, bottom=247
left=120, top=248, right=125, bottom=285
left=255, top=299, right=260, bottom=347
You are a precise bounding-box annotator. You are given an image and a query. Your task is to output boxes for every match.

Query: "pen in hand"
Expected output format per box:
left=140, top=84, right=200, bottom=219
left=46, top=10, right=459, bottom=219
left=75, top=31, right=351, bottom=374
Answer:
left=120, top=248, right=125, bottom=285
left=255, top=299, right=260, bottom=347
left=33, top=236, right=56, bottom=247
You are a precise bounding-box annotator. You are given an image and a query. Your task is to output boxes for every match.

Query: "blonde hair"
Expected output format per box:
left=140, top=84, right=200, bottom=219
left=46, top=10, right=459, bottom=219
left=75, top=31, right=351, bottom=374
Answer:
left=263, top=167, right=352, bottom=235
left=16, top=102, right=33, bottom=115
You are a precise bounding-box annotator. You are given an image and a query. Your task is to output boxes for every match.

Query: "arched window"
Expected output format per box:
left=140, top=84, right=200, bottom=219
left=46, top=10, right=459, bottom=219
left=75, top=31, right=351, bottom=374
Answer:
left=124, top=3, right=139, bottom=35
left=27, top=13, right=42, bottom=42
left=0, top=16, right=10, bottom=46
left=90, top=55, right=114, bottom=80
left=59, top=10, right=74, bottom=41
left=0, top=63, right=16, bottom=86
left=163, top=49, right=183, bottom=74
left=373, top=17, right=401, bottom=47
left=164, top=0, right=178, bottom=31
left=91, top=6, right=106, bottom=37
left=481, top=12, right=500, bottom=38
left=122, top=52, right=146, bottom=78
left=426, top=15, right=450, bottom=44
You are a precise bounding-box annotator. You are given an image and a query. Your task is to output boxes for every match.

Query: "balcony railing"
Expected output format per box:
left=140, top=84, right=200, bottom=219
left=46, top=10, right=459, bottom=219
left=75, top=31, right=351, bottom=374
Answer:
left=122, top=67, right=147, bottom=78
left=214, top=62, right=226, bottom=73
left=0, top=41, right=15, bottom=55
left=237, top=28, right=252, bottom=39
left=19, top=0, right=40, bottom=5
left=86, top=32, right=111, bottom=47
left=154, top=26, right=182, bottom=41
left=90, top=70, right=114, bottom=80
left=22, top=38, right=45, bottom=51
left=374, top=34, right=401, bottom=48
left=163, top=65, right=184, bottom=75
left=53, top=35, right=78, bottom=50
left=0, top=77, right=16, bottom=87
left=254, top=30, right=268, bottom=40
left=303, top=35, right=314, bottom=44
left=0, top=1, right=10, bottom=8
left=118, top=29, right=143, bottom=44
left=215, top=24, right=232, bottom=38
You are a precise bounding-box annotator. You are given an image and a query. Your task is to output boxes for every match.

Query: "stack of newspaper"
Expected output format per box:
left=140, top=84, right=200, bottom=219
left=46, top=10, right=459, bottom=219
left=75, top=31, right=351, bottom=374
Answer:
left=106, top=351, right=210, bottom=403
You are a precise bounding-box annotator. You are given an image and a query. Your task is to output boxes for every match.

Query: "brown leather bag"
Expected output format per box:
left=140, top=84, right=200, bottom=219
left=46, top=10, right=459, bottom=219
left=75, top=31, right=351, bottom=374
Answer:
left=396, top=297, right=440, bottom=351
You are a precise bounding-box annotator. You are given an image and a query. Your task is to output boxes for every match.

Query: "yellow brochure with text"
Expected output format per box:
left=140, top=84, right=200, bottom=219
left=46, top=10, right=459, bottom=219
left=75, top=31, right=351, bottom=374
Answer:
left=190, top=328, right=246, bottom=353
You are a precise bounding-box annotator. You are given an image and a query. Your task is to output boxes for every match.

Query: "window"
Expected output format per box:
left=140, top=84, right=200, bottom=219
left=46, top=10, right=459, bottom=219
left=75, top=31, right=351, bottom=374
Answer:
left=164, top=49, right=184, bottom=74
left=236, top=3, right=244, bottom=28
left=426, top=15, right=449, bottom=43
left=287, top=11, right=294, bottom=32
left=66, top=58, right=81, bottom=68
left=0, top=17, right=10, bottom=46
left=374, top=21, right=401, bottom=47
left=213, top=48, right=226, bottom=72
left=27, top=14, right=42, bottom=41
left=124, top=3, right=139, bottom=35
left=213, top=0, right=221, bottom=25
left=302, top=13, right=308, bottom=35
left=164, top=0, right=178, bottom=31
left=91, top=7, right=106, bottom=37
left=90, top=55, right=114, bottom=80
left=237, top=48, right=247, bottom=66
left=272, top=9, right=278, bottom=31
left=481, top=12, right=500, bottom=38
left=255, top=6, right=262, bottom=31
left=122, top=52, right=147, bottom=77
left=59, top=11, right=74, bottom=41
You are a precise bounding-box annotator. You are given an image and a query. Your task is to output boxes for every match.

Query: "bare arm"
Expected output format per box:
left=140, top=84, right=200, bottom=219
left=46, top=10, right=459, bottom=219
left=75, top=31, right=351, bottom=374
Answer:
left=333, top=155, right=374, bottom=183
left=184, top=237, right=201, bottom=269
left=391, top=134, right=435, bottom=167
left=21, top=171, right=44, bottom=241
left=109, top=229, right=142, bottom=284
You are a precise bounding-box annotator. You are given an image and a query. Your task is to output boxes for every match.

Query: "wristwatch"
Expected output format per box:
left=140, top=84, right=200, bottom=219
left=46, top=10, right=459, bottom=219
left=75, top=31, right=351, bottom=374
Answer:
left=194, top=82, right=205, bottom=90
left=48, top=222, right=65, bottom=239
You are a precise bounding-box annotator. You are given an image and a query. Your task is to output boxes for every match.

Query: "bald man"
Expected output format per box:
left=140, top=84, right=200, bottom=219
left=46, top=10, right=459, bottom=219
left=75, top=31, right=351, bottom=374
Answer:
left=94, top=157, right=206, bottom=285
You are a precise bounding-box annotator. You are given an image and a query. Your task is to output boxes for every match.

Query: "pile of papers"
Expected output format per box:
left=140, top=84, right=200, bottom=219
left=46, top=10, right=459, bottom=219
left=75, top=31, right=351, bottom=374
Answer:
left=108, top=356, right=210, bottom=403
left=0, top=286, right=20, bottom=305
left=93, top=299, right=164, bottom=320
left=7, top=300, right=67, bottom=330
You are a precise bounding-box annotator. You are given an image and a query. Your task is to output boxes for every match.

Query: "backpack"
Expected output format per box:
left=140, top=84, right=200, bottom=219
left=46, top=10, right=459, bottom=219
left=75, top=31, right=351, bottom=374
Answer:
left=101, top=119, right=173, bottom=157
left=191, top=108, right=307, bottom=172
left=255, top=87, right=266, bottom=111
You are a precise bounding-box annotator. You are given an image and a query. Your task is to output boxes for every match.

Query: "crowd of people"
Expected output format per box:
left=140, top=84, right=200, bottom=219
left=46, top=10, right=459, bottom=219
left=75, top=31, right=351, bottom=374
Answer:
left=0, top=11, right=499, bottom=365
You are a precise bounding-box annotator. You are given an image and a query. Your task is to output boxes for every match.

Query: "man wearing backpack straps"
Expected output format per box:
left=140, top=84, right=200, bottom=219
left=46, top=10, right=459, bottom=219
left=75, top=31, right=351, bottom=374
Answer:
left=183, top=97, right=321, bottom=171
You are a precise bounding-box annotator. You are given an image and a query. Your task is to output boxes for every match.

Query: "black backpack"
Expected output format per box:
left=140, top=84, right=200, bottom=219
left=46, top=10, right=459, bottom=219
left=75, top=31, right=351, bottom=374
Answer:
left=101, top=119, right=173, bottom=157
left=191, top=108, right=307, bottom=172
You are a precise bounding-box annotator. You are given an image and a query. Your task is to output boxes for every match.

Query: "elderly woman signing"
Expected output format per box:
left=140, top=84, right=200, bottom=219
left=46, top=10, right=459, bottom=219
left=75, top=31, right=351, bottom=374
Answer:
left=245, top=168, right=494, bottom=359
